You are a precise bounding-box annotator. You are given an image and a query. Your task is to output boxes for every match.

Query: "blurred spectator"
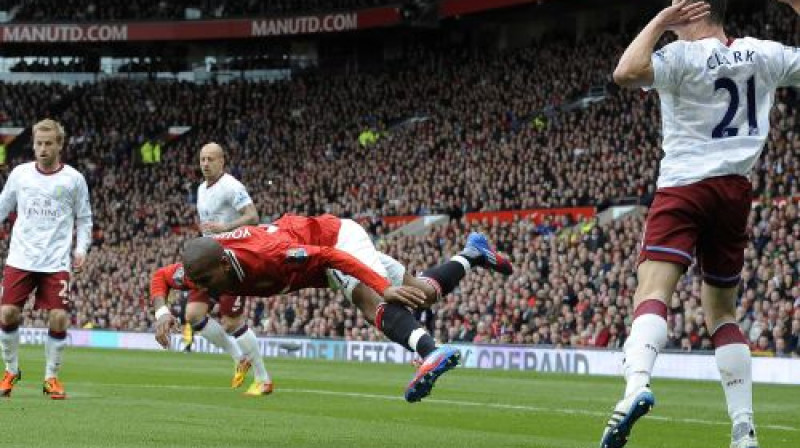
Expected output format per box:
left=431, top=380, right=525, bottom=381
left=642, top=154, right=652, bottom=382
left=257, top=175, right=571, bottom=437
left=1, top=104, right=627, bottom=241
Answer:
left=0, top=2, right=798, bottom=354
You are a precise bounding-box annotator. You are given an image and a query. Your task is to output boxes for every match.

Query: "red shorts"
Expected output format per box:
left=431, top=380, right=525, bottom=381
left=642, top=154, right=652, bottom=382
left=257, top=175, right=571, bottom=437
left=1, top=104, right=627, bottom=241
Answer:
left=187, top=291, right=245, bottom=318
left=1, top=266, right=71, bottom=311
left=638, top=175, right=752, bottom=287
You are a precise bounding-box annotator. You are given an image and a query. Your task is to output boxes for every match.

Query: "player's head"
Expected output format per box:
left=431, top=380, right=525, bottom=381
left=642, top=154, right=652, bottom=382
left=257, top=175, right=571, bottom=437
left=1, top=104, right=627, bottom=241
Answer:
left=32, top=118, right=65, bottom=168
left=671, top=0, right=726, bottom=40
left=183, top=237, right=234, bottom=295
left=199, top=142, right=225, bottom=182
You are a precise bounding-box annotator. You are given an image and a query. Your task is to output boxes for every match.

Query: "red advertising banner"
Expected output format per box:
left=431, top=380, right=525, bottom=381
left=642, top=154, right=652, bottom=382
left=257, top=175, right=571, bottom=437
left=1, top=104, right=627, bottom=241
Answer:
left=0, top=7, right=401, bottom=43
left=381, top=207, right=596, bottom=227
left=439, top=0, right=536, bottom=17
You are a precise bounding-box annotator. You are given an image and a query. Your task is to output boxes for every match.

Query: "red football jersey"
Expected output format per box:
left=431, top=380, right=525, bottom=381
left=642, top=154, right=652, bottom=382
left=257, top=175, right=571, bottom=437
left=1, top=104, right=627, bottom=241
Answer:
left=150, top=218, right=389, bottom=302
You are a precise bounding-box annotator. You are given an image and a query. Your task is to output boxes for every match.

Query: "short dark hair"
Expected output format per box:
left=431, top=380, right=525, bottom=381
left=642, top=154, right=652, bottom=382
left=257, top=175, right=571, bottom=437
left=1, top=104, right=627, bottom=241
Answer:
left=182, top=237, right=223, bottom=277
left=708, top=0, right=726, bottom=25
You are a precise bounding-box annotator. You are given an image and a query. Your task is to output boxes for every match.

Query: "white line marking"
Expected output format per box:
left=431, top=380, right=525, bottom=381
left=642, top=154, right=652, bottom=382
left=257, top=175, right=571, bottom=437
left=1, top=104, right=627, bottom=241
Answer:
left=72, top=382, right=797, bottom=433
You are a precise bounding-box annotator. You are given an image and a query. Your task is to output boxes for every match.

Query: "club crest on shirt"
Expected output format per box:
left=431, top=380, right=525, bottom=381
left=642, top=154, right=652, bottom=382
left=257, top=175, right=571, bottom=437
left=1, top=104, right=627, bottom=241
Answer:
left=173, top=266, right=186, bottom=286
left=285, top=248, right=309, bottom=264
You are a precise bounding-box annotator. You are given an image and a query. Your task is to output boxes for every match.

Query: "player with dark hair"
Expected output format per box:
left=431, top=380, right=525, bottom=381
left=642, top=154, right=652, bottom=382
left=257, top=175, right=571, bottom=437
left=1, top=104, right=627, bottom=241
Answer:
left=151, top=214, right=512, bottom=402
left=600, top=1, right=800, bottom=447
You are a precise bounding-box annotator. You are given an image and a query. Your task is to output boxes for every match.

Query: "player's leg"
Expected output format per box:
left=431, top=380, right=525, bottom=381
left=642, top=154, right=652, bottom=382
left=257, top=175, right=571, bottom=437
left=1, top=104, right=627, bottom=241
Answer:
left=178, top=291, right=193, bottom=352
left=350, top=266, right=459, bottom=403
left=698, top=175, right=756, bottom=448
left=600, top=260, right=683, bottom=448
left=702, top=283, right=757, bottom=448
left=0, top=266, right=36, bottom=397
left=601, top=187, right=699, bottom=448
left=185, top=299, right=242, bottom=362
left=0, top=305, right=23, bottom=397
left=38, top=271, right=71, bottom=399
left=219, top=297, right=272, bottom=395
left=416, top=231, right=512, bottom=305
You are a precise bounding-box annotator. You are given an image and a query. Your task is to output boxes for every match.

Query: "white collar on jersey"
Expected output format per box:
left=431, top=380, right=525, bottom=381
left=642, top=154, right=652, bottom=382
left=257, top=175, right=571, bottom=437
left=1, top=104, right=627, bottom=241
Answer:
left=224, top=249, right=246, bottom=282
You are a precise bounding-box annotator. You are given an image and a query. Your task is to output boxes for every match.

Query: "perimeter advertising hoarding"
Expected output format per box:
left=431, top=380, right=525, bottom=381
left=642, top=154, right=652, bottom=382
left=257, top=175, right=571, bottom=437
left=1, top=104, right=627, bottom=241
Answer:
left=18, top=328, right=800, bottom=385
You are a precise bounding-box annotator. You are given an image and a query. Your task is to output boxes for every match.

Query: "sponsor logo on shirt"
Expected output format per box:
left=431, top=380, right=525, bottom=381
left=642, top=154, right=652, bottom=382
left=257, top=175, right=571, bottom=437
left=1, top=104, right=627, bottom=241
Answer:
left=23, top=195, right=65, bottom=220
left=285, top=248, right=309, bottom=264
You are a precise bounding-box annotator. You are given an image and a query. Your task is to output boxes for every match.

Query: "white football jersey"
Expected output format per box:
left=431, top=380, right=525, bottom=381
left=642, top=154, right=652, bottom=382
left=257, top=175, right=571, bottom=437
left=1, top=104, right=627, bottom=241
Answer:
left=0, top=162, right=92, bottom=272
left=196, top=173, right=253, bottom=236
left=649, top=37, right=800, bottom=188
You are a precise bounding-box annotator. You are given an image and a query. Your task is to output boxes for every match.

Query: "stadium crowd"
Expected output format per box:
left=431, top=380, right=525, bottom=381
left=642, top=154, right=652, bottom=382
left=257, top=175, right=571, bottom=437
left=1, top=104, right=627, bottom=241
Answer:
left=0, top=1, right=799, bottom=357
left=1, top=0, right=398, bottom=22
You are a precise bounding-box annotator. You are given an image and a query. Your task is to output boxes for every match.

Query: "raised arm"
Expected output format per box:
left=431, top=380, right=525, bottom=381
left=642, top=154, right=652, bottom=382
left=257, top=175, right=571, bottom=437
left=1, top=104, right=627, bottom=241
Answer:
left=614, top=0, right=710, bottom=88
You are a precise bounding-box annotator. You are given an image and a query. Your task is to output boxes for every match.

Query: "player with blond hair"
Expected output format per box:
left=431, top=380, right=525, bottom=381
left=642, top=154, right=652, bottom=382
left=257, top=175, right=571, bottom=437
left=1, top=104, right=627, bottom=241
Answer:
left=0, top=118, right=92, bottom=399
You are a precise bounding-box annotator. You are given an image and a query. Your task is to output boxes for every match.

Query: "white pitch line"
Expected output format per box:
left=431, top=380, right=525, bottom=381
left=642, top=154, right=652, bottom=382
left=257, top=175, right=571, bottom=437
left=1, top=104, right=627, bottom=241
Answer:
left=72, top=382, right=798, bottom=433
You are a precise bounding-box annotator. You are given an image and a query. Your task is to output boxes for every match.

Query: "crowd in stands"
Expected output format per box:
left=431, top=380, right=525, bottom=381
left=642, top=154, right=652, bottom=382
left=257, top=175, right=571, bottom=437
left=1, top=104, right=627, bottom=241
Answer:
left=0, top=2, right=799, bottom=357
left=2, top=0, right=398, bottom=22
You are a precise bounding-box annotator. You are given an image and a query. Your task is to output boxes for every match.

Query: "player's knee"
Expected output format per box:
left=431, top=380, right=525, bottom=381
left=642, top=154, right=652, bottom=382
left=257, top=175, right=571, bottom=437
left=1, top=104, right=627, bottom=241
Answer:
left=48, top=309, right=69, bottom=331
left=0, top=305, right=20, bottom=326
left=184, top=304, right=207, bottom=324
left=406, top=275, right=438, bottom=307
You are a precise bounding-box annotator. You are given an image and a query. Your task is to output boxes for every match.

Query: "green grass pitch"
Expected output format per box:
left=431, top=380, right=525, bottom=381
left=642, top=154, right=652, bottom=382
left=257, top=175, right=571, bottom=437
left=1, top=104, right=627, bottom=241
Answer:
left=1, top=346, right=797, bottom=448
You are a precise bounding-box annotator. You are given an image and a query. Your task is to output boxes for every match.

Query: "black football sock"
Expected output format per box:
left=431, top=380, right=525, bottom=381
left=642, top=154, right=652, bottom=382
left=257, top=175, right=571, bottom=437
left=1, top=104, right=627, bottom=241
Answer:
left=376, top=303, right=436, bottom=358
left=191, top=316, right=209, bottom=332
left=419, top=260, right=468, bottom=297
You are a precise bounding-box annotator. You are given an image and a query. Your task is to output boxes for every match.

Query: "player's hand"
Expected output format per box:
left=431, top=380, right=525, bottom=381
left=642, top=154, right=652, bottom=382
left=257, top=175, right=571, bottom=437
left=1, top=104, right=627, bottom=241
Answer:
left=72, top=252, right=86, bottom=274
left=777, top=0, right=800, bottom=14
left=653, top=0, right=711, bottom=31
left=200, top=222, right=228, bottom=234
left=383, top=285, right=426, bottom=309
left=155, top=314, right=177, bottom=349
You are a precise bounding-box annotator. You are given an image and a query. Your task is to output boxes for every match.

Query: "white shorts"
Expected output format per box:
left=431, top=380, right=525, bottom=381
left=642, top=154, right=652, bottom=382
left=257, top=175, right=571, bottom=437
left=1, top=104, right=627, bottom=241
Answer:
left=327, top=219, right=405, bottom=301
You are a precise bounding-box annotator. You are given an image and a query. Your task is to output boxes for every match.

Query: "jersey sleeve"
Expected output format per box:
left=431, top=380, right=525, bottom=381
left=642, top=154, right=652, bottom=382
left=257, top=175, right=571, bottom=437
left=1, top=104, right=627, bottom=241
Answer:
left=150, top=263, right=196, bottom=301
left=283, top=244, right=391, bottom=295
left=776, top=44, right=800, bottom=87
left=648, top=42, right=685, bottom=91
left=0, top=168, right=18, bottom=222
left=229, top=179, right=253, bottom=211
left=73, top=173, right=93, bottom=255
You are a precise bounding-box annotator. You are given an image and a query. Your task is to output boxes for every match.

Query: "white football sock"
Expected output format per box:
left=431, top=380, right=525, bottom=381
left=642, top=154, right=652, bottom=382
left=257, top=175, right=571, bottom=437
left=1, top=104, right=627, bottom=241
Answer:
left=200, top=318, right=242, bottom=361
left=45, top=334, right=67, bottom=379
left=235, top=328, right=270, bottom=382
left=408, top=328, right=427, bottom=352
left=623, top=313, right=667, bottom=396
left=0, top=328, right=20, bottom=374
left=715, top=343, right=754, bottom=426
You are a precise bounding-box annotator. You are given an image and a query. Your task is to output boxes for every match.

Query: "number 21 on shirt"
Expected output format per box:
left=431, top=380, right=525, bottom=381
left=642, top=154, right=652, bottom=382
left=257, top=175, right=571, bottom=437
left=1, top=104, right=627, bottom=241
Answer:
left=712, top=76, right=758, bottom=138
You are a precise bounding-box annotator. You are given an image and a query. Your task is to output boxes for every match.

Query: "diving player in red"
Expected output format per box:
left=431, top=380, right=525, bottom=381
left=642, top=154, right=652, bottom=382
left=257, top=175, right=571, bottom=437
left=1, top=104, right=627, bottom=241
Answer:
left=151, top=214, right=513, bottom=402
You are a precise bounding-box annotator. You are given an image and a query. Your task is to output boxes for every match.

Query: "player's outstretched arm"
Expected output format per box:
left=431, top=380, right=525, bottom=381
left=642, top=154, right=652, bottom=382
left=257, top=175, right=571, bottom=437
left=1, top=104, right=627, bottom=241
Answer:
left=614, top=0, right=710, bottom=88
left=778, top=0, right=800, bottom=15
left=150, top=264, right=187, bottom=348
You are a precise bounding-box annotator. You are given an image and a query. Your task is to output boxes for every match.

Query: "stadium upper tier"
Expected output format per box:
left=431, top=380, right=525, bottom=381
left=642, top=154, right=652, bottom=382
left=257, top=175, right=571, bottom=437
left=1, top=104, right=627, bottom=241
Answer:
left=0, top=0, right=398, bottom=22
left=0, top=1, right=797, bottom=355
